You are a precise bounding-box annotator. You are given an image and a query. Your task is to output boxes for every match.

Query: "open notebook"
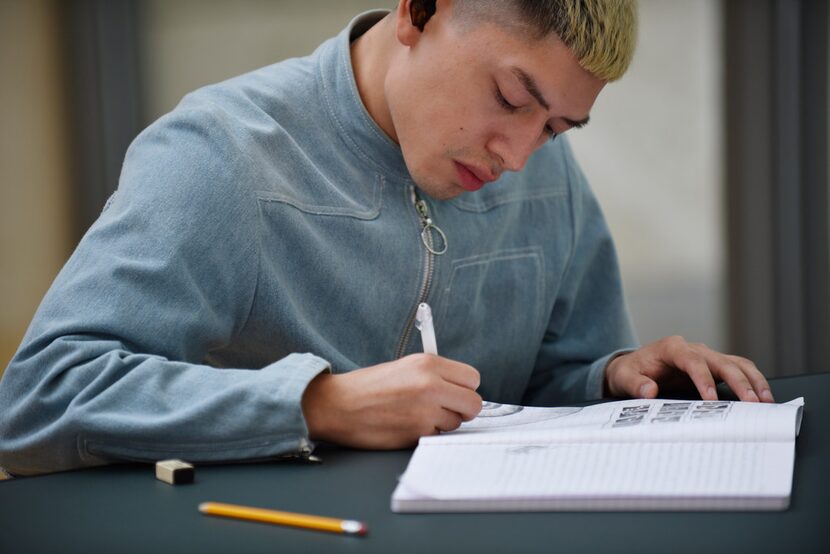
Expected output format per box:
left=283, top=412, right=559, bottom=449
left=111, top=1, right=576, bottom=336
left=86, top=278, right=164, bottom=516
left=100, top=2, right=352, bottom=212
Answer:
left=392, top=397, right=805, bottom=512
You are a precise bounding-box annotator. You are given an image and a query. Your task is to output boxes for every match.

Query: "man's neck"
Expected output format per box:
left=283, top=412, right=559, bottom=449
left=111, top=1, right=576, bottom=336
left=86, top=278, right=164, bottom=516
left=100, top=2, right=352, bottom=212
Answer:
left=350, top=14, right=399, bottom=144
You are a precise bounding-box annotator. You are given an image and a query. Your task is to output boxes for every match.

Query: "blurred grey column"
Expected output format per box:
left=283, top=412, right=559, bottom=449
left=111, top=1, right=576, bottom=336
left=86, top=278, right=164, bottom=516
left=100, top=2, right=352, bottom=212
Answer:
left=725, top=0, right=829, bottom=376
left=62, top=0, right=143, bottom=243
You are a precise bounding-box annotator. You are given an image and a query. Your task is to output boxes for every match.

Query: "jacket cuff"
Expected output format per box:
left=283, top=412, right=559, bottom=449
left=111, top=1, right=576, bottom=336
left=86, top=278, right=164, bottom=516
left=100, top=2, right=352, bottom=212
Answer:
left=585, top=348, right=637, bottom=400
left=260, top=352, right=331, bottom=440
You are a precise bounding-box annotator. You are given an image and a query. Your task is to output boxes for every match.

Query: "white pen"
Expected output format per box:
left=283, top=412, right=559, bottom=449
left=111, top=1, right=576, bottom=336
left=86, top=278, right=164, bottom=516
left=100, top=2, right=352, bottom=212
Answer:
left=415, top=303, right=438, bottom=355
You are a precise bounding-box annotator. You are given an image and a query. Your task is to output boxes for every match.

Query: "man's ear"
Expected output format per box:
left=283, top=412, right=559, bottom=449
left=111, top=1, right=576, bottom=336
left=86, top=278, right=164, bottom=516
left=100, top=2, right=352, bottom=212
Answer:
left=410, top=0, right=437, bottom=31
left=395, top=0, right=438, bottom=46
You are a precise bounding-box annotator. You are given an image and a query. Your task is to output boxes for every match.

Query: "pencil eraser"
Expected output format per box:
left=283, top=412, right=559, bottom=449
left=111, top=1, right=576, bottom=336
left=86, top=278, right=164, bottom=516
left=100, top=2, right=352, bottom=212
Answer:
left=155, top=459, right=194, bottom=485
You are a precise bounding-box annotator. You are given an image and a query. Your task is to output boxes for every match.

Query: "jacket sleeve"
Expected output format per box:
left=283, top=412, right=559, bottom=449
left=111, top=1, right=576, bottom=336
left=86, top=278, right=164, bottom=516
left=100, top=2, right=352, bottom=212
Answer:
left=0, top=104, right=329, bottom=476
left=522, top=139, right=639, bottom=405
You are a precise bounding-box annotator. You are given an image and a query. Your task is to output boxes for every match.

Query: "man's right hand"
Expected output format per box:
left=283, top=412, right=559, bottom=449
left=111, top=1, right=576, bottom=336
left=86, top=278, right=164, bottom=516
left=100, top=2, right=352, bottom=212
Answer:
left=301, top=353, right=482, bottom=449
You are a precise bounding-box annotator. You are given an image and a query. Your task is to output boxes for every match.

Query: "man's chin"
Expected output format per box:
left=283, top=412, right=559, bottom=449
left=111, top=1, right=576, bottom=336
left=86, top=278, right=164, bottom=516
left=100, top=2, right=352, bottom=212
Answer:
left=413, top=182, right=467, bottom=201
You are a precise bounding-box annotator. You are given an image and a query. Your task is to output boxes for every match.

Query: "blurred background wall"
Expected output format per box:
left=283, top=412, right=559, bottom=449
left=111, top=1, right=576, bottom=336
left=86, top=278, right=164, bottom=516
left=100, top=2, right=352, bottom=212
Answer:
left=1, top=0, right=827, bottom=377
left=569, top=0, right=725, bottom=350
left=0, top=0, right=72, bottom=373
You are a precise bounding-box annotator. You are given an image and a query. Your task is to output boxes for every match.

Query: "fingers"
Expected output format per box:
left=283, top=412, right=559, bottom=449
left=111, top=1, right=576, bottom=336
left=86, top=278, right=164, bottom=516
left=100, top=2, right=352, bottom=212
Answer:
left=436, top=384, right=482, bottom=421
left=404, top=353, right=483, bottom=420
left=707, top=352, right=774, bottom=403
left=430, top=355, right=481, bottom=391
left=707, top=357, right=758, bottom=402
left=607, top=337, right=774, bottom=404
left=661, top=337, right=719, bottom=401
left=731, top=355, right=774, bottom=402
left=608, top=337, right=718, bottom=400
left=434, top=408, right=464, bottom=433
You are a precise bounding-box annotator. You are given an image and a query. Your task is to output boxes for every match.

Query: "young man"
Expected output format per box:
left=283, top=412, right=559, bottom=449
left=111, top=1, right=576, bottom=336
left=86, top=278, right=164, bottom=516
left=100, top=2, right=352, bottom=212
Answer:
left=0, top=0, right=773, bottom=476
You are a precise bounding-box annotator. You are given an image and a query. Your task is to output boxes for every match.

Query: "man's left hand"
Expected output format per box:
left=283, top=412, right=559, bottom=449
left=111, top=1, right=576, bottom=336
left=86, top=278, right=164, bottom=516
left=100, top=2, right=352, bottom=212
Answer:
left=604, top=336, right=775, bottom=403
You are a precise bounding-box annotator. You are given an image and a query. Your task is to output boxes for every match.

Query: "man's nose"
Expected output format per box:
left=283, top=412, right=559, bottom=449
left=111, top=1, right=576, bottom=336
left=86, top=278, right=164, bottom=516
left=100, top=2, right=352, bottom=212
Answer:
left=487, top=127, right=539, bottom=173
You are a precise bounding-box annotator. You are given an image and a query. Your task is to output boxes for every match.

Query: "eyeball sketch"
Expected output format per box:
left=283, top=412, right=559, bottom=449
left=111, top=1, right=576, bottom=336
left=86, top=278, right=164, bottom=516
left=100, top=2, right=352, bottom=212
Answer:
left=457, top=401, right=585, bottom=431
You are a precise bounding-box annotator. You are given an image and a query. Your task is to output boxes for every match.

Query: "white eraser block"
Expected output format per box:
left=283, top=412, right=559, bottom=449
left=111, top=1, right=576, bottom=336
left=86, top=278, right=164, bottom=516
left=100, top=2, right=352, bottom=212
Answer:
left=155, top=459, right=194, bottom=485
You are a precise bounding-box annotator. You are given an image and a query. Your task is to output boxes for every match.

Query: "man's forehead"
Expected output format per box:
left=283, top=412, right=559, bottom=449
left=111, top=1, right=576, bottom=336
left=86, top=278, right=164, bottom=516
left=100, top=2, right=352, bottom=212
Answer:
left=449, top=16, right=604, bottom=120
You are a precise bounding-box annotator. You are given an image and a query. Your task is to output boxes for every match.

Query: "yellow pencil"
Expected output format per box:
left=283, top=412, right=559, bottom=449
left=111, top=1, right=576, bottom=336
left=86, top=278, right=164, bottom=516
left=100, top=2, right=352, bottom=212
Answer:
left=198, top=502, right=368, bottom=536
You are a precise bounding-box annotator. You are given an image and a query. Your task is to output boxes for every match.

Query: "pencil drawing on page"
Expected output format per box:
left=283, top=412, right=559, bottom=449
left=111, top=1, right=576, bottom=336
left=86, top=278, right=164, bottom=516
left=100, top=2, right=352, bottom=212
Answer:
left=459, top=401, right=584, bottom=431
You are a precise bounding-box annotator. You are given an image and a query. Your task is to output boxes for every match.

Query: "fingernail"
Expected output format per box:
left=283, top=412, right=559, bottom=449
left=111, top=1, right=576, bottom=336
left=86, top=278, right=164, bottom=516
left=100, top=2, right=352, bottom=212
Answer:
left=761, top=389, right=774, bottom=402
left=747, top=389, right=759, bottom=402
left=639, top=384, right=650, bottom=398
left=707, top=387, right=717, bottom=399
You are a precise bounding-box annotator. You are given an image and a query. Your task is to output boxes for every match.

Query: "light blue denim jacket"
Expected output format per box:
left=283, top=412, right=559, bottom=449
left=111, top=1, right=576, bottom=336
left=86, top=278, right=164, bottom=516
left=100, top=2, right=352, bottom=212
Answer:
left=0, top=11, right=637, bottom=475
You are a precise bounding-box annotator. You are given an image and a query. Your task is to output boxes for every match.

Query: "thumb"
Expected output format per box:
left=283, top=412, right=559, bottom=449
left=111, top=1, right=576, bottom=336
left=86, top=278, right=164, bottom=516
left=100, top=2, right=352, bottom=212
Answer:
left=612, top=367, right=658, bottom=398
left=606, top=355, right=658, bottom=398
left=633, top=377, right=658, bottom=399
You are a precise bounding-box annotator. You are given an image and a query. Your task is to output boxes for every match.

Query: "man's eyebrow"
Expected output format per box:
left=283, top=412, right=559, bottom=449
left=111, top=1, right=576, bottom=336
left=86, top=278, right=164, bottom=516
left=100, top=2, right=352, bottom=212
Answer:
left=511, top=67, right=550, bottom=111
left=510, top=66, right=591, bottom=129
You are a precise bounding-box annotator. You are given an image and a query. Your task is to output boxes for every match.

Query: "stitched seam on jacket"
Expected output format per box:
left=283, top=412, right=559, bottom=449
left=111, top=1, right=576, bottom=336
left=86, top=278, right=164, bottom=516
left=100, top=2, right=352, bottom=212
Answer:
left=255, top=175, right=383, bottom=220
left=437, top=247, right=545, bottom=340
left=453, top=189, right=568, bottom=213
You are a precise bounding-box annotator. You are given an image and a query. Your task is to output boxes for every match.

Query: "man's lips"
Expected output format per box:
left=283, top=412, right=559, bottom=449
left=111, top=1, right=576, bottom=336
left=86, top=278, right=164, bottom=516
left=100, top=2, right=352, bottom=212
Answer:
left=454, top=161, right=496, bottom=192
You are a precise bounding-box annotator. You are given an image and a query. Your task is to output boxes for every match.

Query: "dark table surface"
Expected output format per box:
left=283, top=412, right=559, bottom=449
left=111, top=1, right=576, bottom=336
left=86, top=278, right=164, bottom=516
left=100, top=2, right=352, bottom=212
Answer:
left=2, top=373, right=828, bottom=554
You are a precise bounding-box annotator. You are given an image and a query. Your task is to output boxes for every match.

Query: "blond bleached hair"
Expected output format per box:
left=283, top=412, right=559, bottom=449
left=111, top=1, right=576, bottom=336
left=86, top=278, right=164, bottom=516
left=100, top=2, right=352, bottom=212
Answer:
left=550, top=0, right=637, bottom=81
left=454, top=0, right=638, bottom=82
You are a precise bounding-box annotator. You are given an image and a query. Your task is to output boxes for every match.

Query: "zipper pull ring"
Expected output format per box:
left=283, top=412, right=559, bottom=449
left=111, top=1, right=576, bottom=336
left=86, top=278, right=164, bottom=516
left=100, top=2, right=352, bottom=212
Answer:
left=415, top=199, right=448, bottom=255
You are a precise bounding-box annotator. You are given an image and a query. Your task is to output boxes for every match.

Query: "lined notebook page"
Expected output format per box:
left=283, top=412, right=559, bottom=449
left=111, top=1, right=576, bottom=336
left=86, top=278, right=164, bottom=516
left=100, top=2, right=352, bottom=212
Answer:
left=400, top=441, right=794, bottom=501
left=393, top=398, right=804, bottom=512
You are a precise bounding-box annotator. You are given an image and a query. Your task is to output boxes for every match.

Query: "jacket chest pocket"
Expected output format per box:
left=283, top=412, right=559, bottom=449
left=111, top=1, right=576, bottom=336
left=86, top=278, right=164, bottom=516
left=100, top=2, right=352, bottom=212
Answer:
left=435, top=246, right=546, bottom=403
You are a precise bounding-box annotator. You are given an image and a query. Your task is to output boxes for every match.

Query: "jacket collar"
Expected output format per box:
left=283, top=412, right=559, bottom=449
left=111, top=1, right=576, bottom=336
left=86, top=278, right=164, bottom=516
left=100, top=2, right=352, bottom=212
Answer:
left=318, top=10, right=414, bottom=183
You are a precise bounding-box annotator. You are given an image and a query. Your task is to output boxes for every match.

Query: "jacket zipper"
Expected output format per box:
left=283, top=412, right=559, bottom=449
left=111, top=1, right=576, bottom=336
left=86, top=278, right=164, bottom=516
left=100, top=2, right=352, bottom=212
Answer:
left=280, top=437, right=322, bottom=463
left=394, top=186, right=447, bottom=359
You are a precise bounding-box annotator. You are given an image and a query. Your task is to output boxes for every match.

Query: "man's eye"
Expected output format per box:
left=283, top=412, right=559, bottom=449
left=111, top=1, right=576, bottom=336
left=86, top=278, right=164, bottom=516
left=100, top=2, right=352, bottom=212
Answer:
left=544, top=125, right=558, bottom=141
left=495, top=89, right=518, bottom=112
